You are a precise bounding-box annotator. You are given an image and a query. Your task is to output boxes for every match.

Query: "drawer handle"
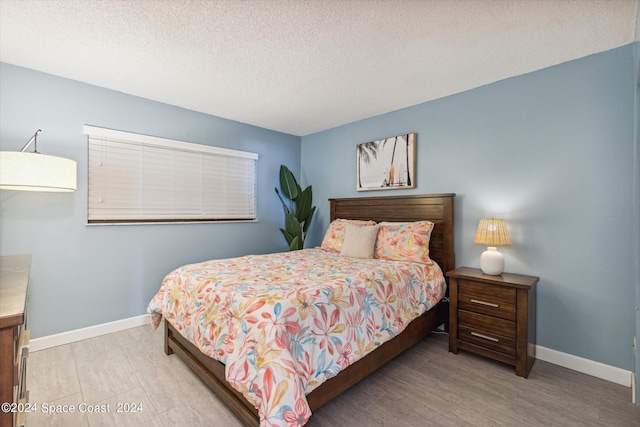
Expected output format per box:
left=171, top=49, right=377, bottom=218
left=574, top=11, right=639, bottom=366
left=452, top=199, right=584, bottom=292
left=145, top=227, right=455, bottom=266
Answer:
left=470, top=331, right=499, bottom=342
left=470, top=299, right=499, bottom=308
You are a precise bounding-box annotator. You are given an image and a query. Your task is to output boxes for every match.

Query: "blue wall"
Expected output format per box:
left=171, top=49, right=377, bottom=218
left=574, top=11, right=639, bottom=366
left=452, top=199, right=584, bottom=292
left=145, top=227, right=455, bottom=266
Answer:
left=302, top=45, right=636, bottom=372
left=0, top=63, right=301, bottom=338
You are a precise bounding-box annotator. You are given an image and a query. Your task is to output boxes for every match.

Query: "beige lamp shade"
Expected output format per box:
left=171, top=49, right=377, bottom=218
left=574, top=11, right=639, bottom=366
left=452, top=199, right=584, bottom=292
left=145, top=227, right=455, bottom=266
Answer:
left=0, top=151, right=77, bottom=192
left=473, top=218, right=512, bottom=247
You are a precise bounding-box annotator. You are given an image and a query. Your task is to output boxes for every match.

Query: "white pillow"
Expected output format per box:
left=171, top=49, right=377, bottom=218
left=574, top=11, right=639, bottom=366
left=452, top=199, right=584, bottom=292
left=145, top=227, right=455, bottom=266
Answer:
left=340, top=223, right=379, bottom=259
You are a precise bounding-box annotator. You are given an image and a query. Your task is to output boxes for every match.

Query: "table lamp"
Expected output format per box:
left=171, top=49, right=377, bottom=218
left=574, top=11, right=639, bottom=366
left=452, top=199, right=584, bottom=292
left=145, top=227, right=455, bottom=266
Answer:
left=473, top=218, right=511, bottom=275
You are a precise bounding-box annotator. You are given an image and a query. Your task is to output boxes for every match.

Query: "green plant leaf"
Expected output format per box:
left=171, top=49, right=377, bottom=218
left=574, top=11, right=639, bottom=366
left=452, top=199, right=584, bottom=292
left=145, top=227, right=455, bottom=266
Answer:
left=295, top=186, right=313, bottom=222
left=294, top=182, right=302, bottom=202
left=284, top=212, right=302, bottom=238
left=275, top=188, right=291, bottom=215
left=280, top=228, right=294, bottom=245
left=279, top=165, right=299, bottom=200
left=289, top=236, right=303, bottom=251
left=302, top=206, right=316, bottom=234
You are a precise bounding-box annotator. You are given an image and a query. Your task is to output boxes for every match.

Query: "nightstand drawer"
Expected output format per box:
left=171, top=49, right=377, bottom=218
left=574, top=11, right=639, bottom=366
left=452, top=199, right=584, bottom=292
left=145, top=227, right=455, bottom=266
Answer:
left=459, top=279, right=516, bottom=320
left=458, top=325, right=515, bottom=356
left=458, top=310, right=515, bottom=338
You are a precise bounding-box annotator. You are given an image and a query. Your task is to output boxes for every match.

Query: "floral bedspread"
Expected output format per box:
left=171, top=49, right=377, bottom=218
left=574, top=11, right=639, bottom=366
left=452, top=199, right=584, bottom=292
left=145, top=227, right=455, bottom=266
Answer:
left=147, top=248, right=446, bottom=426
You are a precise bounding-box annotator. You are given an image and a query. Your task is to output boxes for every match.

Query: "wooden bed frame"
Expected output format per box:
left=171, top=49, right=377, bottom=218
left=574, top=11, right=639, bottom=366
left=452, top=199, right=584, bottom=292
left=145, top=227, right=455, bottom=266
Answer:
left=164, top=193, right=455, bottom=426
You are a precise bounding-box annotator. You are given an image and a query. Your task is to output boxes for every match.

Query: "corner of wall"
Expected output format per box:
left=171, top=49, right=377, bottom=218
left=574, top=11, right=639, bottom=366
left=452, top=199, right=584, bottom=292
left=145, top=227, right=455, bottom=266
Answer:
left=633, top=36, right=640, bottom=406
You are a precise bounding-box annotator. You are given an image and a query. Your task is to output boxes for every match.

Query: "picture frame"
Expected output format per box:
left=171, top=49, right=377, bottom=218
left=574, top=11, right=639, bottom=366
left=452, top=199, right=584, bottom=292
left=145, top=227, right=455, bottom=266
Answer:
left=356, top=132, right=416, bottom=191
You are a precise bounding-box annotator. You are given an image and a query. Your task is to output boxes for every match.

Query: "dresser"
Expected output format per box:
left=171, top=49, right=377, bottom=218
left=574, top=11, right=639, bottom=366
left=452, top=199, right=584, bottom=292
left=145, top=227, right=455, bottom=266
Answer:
left=447, top=266, right=538, bottom=378
left=0, top=255, right=31, bottom=427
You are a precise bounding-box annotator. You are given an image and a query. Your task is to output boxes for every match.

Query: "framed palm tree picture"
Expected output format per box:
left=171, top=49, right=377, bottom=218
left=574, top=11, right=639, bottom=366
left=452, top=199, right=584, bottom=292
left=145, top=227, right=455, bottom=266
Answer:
left=356, top=132, right=416, bottom=191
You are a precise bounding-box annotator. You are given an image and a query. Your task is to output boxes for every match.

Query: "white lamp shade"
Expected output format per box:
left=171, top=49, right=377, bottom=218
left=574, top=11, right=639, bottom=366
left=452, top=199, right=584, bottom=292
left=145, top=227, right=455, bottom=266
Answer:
left=480, top=247, right=505, bottom=275
left=0, top=151, right=77, bottom=192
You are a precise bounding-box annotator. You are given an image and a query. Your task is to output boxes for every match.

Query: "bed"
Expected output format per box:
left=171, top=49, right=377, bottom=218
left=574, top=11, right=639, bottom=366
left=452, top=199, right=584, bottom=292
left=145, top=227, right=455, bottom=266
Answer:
left=149, top=193, right=455, bottom=426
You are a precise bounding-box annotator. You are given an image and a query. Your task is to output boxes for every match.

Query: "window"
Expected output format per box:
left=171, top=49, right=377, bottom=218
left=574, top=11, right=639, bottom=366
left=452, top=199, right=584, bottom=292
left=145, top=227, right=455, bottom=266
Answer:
left=84, top=126, right=258, bottom=224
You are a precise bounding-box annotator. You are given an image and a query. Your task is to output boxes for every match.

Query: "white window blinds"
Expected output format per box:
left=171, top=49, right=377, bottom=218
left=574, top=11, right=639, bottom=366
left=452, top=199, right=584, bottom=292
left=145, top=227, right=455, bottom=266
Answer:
left=84, top=126, right=258, bottom=224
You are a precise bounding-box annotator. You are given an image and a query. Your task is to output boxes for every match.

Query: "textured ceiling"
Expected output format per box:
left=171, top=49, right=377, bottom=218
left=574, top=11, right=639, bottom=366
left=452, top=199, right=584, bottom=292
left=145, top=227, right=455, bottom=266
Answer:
left=1, top=0, right=638, bottom=136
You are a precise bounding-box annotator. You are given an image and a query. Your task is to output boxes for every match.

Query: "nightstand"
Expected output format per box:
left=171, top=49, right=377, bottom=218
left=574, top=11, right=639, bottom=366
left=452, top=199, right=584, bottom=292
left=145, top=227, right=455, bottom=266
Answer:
left=447, top=267, right=538, bottom=378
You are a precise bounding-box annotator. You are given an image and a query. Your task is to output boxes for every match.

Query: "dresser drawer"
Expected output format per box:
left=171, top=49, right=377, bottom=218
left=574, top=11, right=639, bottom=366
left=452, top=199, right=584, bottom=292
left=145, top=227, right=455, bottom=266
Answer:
left=17, top=334, right=29, bottom=401
left=459, top=279, right=516, bottom=320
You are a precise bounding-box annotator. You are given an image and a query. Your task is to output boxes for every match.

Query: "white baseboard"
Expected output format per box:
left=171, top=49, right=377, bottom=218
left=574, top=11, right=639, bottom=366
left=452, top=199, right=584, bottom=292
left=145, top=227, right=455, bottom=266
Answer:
left=30, top=314, right=151, bottom=352
left=29, top=317, right=634, bottom=390
left=536, top=344, right=632, bottom=387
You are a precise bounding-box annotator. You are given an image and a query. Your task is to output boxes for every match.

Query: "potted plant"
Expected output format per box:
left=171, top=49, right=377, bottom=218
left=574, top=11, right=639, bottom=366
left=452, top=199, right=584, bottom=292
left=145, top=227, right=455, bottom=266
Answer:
left=275, top=165, right=315, bottom=250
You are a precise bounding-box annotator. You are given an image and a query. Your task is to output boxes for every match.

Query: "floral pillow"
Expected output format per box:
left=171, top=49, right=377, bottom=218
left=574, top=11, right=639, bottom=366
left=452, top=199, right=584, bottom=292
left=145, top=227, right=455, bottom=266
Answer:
left=374, top=221, right=435, bottom=264
left=321, top=219, right=376, bottom=253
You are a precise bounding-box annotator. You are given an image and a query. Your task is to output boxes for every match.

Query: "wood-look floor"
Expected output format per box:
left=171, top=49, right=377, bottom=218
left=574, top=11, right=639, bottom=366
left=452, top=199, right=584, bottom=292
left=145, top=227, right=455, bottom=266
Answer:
left=26, top=322, right=639, bottom=426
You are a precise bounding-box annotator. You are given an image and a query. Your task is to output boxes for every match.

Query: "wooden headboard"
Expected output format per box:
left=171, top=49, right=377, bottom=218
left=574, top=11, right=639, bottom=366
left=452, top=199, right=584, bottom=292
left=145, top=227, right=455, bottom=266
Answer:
left=329, top=193, right=455, bottom=275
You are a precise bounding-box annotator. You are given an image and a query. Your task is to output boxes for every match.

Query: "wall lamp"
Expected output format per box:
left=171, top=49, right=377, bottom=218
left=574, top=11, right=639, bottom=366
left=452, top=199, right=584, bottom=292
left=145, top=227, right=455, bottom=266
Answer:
left=0, top=130, right=77, bottom=192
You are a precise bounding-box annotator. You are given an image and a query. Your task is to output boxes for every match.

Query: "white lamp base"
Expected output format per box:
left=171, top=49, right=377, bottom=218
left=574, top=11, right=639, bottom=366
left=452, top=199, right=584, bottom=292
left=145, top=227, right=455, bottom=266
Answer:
left=480, top=247, right=505, bottom=275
